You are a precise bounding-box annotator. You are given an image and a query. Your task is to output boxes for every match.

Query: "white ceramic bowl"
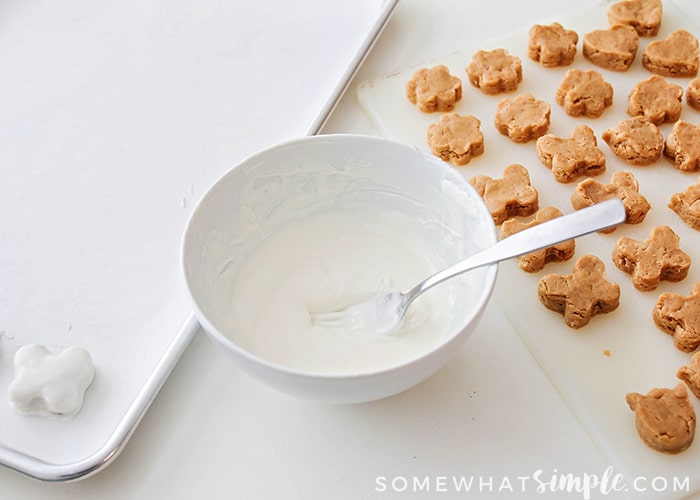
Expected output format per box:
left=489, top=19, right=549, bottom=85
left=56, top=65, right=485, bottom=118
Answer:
left=182, top=134, right=497, bottom=404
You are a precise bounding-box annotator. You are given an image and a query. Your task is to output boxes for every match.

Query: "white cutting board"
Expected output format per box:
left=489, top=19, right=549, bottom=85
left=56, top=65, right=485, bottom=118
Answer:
left=0, top=0, right=395, bottom=480
left=358, top=1, right=700, bottom=498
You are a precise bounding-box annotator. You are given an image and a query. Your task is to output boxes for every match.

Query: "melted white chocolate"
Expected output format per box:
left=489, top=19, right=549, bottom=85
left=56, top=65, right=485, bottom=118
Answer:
left=211, top=207, right=470, bottom=375
left=9, top=344, right=94, bottom=419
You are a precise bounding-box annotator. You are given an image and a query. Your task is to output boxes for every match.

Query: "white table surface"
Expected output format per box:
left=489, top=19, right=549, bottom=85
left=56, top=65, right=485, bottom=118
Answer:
left=2, top=0, right=699, bottom=499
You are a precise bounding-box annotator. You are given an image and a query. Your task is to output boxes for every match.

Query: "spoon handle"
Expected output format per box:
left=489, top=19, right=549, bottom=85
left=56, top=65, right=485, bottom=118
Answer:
left=405, top=199, right=626, bottom=302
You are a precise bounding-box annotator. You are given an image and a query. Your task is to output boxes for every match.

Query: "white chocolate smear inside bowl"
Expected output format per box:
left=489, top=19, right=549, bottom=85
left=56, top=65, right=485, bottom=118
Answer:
left=190, top=147, right=493, bottom=376
left=213, top=207, right=457, bottom=374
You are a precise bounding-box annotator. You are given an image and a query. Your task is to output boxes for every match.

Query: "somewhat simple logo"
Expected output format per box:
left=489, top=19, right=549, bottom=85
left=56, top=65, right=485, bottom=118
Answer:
left=532, top=466, right=625, bottom=499
left=374, top=467, right=691, bottom=499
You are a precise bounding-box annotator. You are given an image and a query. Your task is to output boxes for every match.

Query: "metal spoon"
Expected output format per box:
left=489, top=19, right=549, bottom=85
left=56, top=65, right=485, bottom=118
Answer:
left=311, top=198, right=626, bottom=335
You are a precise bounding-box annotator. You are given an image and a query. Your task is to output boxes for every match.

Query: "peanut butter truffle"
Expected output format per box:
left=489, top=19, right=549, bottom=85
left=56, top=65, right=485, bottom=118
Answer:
left=556, top=69, right=613, bottom=118
left=643, top=30, right=699, bottom=78
left=406, top=65, right=462, bottom=113
left=469, top=164, right=539, bottom=225
left=466, top=48, right=522, bottom=95
left=571, top=171, right=650, bottom=232
left=664, top=121, right=700, bottom=172
left=501, top=206, right=575, bottom=273
left=602, top=116, right=663, bottom=166
left=528, top=23, right=579, bottom=67
left=678, top=352, right=700, bottom=399
left=654, top=282, right=700, bottom=352
left=627, top=75, right=683, bottom=125
left=536, top=125, right=606, bottom=183
left=537, top=255, right=620, bottom=329
left=494, top=94, right=551, bottom=143
left=669, top=179, right=700, bottom=230
left=426, top=113, right=484, bottom=166
left=612, top=225, right=691, bottom=291
left=607, top=0, right=662, bottom=37
left=583, top=24, right=639, bottom=71
left=688, top=78, right=700, bottom=111
left=627, top=384, right=695, bottom=454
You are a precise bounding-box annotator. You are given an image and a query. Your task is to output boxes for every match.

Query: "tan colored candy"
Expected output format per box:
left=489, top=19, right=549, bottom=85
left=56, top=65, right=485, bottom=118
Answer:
left=678, top=352, right=700, bottom=399
left=406, top=65, right=462, bottom=113
left=583, top=24, right=639, bottom=71
left=687, top=78, right=700, bottom=111
left=664, top=121, right=700, bottom=172
left=612, top=225, right=691, bottom=291
left=501, top=207, right=575, bottom=273
left=643, top=30, right=699, bottom=78
left=571, top=171, right=650, bottom=233
left=556, top=69, right=613, bottom=118
left=654, top=283, right=700, bottom=353
left=494, top=94, right=551, bottom=143
left=607, top=0, right=662, bottom=37
left=466, top=48, right=522, bottom=95
left=537, top=255, right=620, bottom=329
left=627, top=75, right=683, bottom=125
left=602, top=116, right=663, bottom=166
left=626, top=384, right=695, bottom=454
left=469, top=164, right=539, bottom=226
left=528, top=23, right=579, bottom=67
left=426, top=113, right=484, bottom=167
left=669, top=178, right=700, bottom=230
left=536, top=125, right=606, bottom=183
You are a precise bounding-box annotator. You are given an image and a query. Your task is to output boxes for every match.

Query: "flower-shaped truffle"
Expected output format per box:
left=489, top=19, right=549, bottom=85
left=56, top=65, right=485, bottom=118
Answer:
left=627, top=75, right=683, bottom=125
left=9, top=345, right=95, bottom=418
left=494, top=94, right=551, bottom=143
left=556, top=69, right=613, bottom=118
left=406, top=65, right=463, bottom=113
left=528, top=23, right=579, bottom=67
left=426, top=113, right=484, bottom=166
left=466, top=48, right=522, bottom=95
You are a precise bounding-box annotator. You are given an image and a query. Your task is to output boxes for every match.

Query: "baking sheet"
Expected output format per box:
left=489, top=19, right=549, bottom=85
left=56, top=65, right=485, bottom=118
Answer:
left=0, top=0, right=397, bottom=481
left=357, top=1, right=700, bottom=498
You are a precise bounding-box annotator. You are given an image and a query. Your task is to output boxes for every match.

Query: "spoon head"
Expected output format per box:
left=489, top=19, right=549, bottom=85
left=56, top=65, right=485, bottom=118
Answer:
left=311, top=291, right=406, bottom=336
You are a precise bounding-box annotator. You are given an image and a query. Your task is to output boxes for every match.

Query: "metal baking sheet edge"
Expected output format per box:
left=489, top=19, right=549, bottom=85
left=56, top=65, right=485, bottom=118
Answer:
left=0, top=0, right=398, bottom=482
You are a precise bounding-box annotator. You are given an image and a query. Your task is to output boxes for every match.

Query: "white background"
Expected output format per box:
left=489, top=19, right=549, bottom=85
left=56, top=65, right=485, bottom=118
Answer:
left=2, top=0, right=699, bottom=499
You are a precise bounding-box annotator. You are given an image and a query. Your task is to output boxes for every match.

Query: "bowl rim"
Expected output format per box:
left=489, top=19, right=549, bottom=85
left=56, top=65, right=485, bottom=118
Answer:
left=181, top=133, right=498, bottom=381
